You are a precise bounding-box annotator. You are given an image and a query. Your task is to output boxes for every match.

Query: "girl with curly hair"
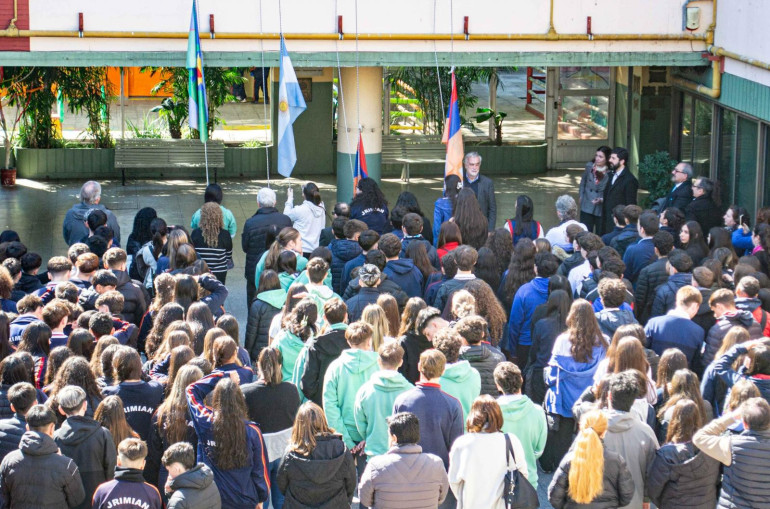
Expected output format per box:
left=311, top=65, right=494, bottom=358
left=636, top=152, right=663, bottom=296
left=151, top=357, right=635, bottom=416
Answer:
left=191, top=202, right=233, bottom=283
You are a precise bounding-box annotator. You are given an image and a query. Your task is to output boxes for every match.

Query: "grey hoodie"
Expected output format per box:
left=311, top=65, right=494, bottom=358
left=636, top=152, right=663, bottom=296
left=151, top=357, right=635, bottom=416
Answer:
left=167, top=464, right=222, bottom=509
left=604, top=410, right=659, bottom=509
left=284, top=198, right=326, bottom=253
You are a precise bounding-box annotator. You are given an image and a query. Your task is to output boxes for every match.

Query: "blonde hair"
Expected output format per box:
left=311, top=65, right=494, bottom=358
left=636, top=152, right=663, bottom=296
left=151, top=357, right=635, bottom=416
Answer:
left=568, top=410, right=607, bottom=504
left=451, top=290, right=476, bottom=319
left=289, top=402, right=335, bottom=456
left=199, top=202, right=224, bottom=247
left=361, top=304, right=389, bottom=351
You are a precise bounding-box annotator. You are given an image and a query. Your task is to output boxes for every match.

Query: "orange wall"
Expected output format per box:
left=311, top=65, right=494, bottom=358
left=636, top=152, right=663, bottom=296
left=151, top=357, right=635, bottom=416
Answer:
left=106, top=67, right=172, bottom=98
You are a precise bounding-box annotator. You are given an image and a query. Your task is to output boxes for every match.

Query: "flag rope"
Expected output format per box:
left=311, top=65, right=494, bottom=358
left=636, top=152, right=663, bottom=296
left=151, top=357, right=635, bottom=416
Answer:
left=334, top=0, right=354, bottom=192
left=195, top=0, right=209, bottom=185
left=433, top=0, right=444, bottom=118
left=204, top=140, right=209, bottom=186
left=355, top=0, right=360, bottom=132
left=258, top=0, right=270, bottom=187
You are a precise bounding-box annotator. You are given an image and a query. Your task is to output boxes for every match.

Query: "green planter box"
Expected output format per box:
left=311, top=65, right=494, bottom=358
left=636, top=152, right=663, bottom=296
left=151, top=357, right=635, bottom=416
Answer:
left=223, top=147, right=269, bottom=178
left=16, top=148, right=117, bottom=180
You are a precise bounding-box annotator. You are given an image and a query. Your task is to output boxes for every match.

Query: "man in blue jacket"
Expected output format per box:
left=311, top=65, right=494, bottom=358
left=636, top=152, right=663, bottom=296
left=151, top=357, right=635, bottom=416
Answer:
left=329, top=218, right=365, bottom=294
left=380, top=234, right=423, bottom=298
left=623, top=211, right=659, bottom=285
left=644, top=285, right=705, bottom=366
left=508, top=252, right=560, bottom=367
left=651, top=249, right=694, bottom=318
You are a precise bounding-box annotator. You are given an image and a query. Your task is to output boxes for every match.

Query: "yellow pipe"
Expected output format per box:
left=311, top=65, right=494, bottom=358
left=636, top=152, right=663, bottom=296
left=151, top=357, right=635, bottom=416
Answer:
left=712, top=46, right=770, bottom=72
left=547, top=0, right=557, bottom=39
left=672, top=58, right=721, bottom=98
left=706, top=0, right=716, bottom=45
left=0, top=29, right=707, bottom=42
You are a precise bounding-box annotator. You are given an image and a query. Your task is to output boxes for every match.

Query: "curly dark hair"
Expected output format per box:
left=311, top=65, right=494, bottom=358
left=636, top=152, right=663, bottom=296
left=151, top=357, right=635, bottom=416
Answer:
left=351, top=178, right=388, bottom=210
left=484, top=228, right=514, bottom=275
left=211, top=378, right=249, bottom=470
left=49, top=356, right=103, bottom=409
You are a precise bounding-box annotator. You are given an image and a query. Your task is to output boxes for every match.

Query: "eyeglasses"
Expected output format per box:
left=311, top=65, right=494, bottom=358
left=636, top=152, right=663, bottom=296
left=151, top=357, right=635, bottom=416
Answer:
left=672, top=169, right=685, bottom=174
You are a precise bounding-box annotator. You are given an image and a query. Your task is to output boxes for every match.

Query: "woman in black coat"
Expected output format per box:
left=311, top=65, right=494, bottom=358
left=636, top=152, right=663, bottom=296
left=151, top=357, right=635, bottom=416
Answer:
left=245, top=270, right=284, bottom=363
left=646, top=399, right=720, bottom=509
left=685, top=177, right=724, bottom=235
left=277, top=402, right=356, bottom=508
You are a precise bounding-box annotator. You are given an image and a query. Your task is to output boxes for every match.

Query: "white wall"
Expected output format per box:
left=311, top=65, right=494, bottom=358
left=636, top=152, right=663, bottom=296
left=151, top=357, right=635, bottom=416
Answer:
left=714, top=0, right=770, bottom=87
left=28, top=0, right=710, bottom=54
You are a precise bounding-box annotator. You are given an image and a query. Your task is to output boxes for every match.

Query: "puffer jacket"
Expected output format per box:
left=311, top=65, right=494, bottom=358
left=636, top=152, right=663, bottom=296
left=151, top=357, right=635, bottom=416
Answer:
left=358, top=444, right=449, bottom=509
left=53, top=415, right=117, bottom=509
left=703, top=310, right=763, bottom=366
left=609, top=224, right=641, bottom=258
left=399, top=332, right=434, bottom=384
left=329, top=239, right=362, bottom=294
left=645, top=442, right=720, bottom=509
left=245, top=288, right=285, bottom=362
left=384, top=258, right=423, bottom=298
left=548, top=447, right=635, bottom=509
left=300, top=324, right=349, bottom=407
left=113, top=270, right=148, bottom=326
left=634, top=257, right=669, bottom=324
left=345, top=287, right=381, bottom=322
left=63, top=202, right=121, bottom=246
left=595, top=308, right=638, bottom=338
left=0, top=430, right=85, bottom=508
left=166, top=464, right=222, bottom=509
left=277, top=434, right=356, bottom=509
left=0, top=414, right=25, bottom=462
left=718, top=430, right=770, bottom=509
left=459, top=343, right=505, bottom=396
left=651, top=272, right=693, bottom=318
left=242, top=206, right=293, bottom=281
left=284, top=199, right=327, bottom=253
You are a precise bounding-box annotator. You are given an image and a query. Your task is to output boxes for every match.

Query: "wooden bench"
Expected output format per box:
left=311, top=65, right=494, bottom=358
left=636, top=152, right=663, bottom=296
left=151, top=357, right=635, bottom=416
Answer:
left=115, top=139, right=226, bottom=185
left=381, top=136, right=445, bottom=182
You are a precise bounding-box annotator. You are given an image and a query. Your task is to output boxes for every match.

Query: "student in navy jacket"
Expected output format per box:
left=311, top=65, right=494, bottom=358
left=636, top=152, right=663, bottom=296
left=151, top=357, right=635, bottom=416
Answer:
left=211, top=336, right=254, bottom=385
left=623, top=211, right=659, bottom=285
left=341, top=230, right=380, bottom=292
left=329, top=218, right=365, bottom=294
left=92, top=438, right=163, bottom=509
left=644, top=285, right=706, bottom=367
left=187, top=371, right=269, bottom=509
left=349, top=179, right=391, bottom=234
left=379, top=234, right=423, bottom=298
left=8, top=295, right=43, bottom=348
left=508, top=252, right=560, bottom=365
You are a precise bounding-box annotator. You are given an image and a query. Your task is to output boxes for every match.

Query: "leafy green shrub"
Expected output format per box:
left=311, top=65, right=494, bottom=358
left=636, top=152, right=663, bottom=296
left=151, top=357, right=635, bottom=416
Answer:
left=638, top=151, right=678, bottom=207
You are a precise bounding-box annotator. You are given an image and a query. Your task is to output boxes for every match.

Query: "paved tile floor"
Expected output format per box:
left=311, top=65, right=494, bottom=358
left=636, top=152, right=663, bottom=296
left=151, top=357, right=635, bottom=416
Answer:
left=0, top=171, right=580, bottom=505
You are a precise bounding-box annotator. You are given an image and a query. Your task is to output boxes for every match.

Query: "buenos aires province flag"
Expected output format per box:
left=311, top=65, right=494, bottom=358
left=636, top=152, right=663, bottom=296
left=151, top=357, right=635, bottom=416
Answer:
left=277, top=36, right=307, bottom=177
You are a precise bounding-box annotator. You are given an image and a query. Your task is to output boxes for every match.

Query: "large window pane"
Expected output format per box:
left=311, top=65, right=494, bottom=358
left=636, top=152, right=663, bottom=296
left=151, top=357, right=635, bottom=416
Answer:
left=693, top=99, right=712, bottom=176
left=559, top=67, right=610, bottom=90
left=717, top=109, right=736, bottom=207
left=680, top=94, right=693, bottom=166
left=764, top=128, right=770, bottom=207
left=735, top=117, right=758, bottom=213
left=557, top=95, right=609, bottom=140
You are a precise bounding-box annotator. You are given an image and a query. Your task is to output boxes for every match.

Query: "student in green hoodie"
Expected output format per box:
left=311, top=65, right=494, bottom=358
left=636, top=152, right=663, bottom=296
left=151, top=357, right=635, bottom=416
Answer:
left=304, top=257, right=342, bottom=319
left=494, top=362, right=548, bottom=487
left=273, top=299, right=317, bottom=383
left=354, top=341, right=413, bottom=459
left=434, top=328, right=481, bottom=422
left=295, top=246, right=334, bottom=290
left=322, top=321, right=379, bottom=474
left=277, top=251, right=300, bottom=291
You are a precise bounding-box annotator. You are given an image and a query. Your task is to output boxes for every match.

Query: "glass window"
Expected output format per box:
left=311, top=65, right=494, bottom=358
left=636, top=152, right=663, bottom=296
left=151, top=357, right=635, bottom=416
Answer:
left=680, top=94, right=693, bottom=166
left=764, top=128, right=770, bottom=207
left=693, top=99, right=712, bottom=176
left=717, top=108, right=736, bottom=207
left=735, top=117, right=758, bottom=213
left=557, top=95, right=609, bottom=140
left=559, top=67, right=611, bottom=90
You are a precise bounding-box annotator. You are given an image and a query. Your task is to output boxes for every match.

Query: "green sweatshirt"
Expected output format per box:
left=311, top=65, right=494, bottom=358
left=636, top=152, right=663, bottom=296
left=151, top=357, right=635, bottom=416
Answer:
left=291, top=346, right=309, bottom=404
left=323, top=349, right=379, bottom=449
left=354, top=370, right=413, bottom=458
left=295, top=269, right=333, bottom=290
left=272, top=331, right=307, bottom=382
left=279, top=271, right=298, bottom=291
left=254, top=250, right=308, bottom=289
left=439, top=360, right=481, bottom=421
left=498, top=394, right=548, bottom=486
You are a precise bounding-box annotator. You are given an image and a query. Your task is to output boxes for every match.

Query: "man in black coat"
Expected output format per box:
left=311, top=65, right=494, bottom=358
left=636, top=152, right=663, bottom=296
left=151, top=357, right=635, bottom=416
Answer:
left=53, top=386, right=117, bottom=509
left=300, top=299, right=350, bottom=407
left=463, top=152, right=497, bottom=231
left=242, top=187, right=293, bottom=307
left=0, top=383, right=36, bottom=462
left=685, top=177, right=724, bottom=235
left=634, top=231, right=674, bottom=325
left=601, top=147, right=639, bottom=235
left=663, top=162, right=694, bottom=211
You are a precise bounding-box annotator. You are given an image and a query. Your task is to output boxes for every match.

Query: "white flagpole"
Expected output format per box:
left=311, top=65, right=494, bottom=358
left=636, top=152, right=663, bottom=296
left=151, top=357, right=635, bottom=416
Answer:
left=204, top=140, right=210, bottom=185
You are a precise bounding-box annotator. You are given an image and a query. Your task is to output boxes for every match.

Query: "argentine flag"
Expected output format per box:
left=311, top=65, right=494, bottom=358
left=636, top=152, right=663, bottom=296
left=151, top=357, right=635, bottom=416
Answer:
left=277, top=36, right=307, bottom=177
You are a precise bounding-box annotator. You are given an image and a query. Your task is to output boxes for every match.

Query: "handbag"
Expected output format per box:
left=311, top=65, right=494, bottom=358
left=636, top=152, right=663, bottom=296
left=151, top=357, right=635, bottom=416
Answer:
left=503, top=433, right=539, bottom=509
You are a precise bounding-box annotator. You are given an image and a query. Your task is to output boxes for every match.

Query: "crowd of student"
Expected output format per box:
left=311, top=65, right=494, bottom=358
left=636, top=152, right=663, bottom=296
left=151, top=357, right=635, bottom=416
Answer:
left=0, top=145, right=770, bottom=509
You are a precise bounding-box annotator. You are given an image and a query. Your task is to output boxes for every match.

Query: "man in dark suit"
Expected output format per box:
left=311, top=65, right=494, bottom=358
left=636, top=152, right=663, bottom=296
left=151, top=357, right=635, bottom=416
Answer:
left=663, top=162, right=694, bottom=211
left=463, top=152, right=497, bottom=231
left=601, top=147, right=639, bottom=235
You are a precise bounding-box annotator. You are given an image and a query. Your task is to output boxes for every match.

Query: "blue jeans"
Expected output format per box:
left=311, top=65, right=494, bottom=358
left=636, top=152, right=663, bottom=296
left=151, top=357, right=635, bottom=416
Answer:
left=268, top=458, right=283, bottom=509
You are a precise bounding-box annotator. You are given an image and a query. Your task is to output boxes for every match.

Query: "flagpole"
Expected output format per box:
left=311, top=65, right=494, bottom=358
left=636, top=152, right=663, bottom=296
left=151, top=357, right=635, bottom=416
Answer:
left=204, top=141, right=209, bottom=186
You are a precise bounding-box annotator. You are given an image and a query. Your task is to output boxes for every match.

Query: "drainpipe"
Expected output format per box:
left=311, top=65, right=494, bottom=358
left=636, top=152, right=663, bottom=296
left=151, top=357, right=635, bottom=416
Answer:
left=5, top=0, right=18, bottom=36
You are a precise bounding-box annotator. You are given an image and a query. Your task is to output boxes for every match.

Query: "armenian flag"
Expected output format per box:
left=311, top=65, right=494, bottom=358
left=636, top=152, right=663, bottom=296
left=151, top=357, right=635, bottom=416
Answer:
left=353, top=132, right=368, bottom=190
left=441, top=68, right=464, bottom=179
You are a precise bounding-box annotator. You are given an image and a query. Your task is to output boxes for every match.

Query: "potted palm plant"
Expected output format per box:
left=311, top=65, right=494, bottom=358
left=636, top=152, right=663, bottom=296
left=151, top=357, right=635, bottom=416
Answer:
left=0, top=67, right=31, bottom=186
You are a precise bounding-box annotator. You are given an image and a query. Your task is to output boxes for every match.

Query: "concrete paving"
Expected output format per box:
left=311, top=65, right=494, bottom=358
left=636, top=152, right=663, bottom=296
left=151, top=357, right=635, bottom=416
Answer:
left=0, top=171, right=573, bottom=506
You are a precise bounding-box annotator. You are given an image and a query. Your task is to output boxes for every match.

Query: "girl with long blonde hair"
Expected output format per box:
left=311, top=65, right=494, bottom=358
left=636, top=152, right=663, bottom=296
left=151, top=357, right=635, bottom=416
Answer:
left=361, top=304, right=392, bottom=351
left=548, top=410, right=634, bottom=508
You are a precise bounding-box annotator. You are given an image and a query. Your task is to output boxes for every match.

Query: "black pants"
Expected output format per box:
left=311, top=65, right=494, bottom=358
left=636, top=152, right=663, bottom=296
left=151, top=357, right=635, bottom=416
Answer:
left=540, top=415, right=576, bottom=472
left=515, top=344, right=531, bottom=372
left=580, top=211, right=602, bottom=234
left=246, top=277, right=256, bottom=314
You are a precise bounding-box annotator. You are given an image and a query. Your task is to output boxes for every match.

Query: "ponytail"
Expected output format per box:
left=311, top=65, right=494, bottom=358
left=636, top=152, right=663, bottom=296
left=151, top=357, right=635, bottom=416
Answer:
left=265, top=227, right=300, bottom=271
left=568, top=410, right=606, bottom=504
left=303, top=182, right=322, bottom=206
left=150, top=218, right=168, bottom=260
